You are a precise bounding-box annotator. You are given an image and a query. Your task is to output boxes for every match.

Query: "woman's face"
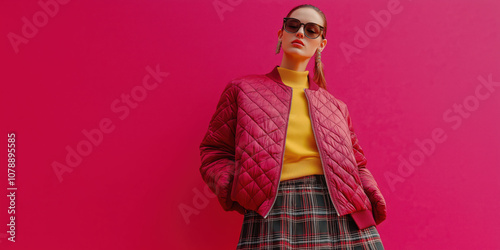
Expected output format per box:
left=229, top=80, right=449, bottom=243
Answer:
left=278, top=8, right=327, bottom=60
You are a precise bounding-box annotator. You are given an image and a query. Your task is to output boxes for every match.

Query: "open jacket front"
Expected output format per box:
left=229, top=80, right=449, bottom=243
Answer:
left=199, top=65, right=387, bottom=230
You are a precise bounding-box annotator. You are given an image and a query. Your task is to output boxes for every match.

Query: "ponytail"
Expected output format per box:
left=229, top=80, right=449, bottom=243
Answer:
left=314, top=49, right=327, bottom=90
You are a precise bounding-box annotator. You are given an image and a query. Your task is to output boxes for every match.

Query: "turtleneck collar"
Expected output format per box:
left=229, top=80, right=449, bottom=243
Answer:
left=276, top=66, right=309, bottom=89
left=265, top=65, right=320, bottom=90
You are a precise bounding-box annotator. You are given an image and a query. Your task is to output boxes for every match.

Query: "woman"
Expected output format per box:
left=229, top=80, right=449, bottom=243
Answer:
left=199, top=4, right=387, bottom=249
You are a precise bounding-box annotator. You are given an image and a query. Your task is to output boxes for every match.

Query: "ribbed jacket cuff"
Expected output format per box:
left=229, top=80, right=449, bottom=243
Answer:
left=350, top=209, right=376, bottom=230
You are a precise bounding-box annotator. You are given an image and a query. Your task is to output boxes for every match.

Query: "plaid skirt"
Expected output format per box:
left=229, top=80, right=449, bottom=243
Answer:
left=236, top=174, right=384, bottom=250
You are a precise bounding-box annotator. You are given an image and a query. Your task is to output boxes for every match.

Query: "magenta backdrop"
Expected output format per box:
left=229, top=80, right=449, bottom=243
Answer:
left=1, top=0, right=499, bottom=249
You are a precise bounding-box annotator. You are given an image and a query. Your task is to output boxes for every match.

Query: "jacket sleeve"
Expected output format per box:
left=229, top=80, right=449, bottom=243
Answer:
left=344, top=105, right=387, bottom=225
left=199, top=81, right=246, bottom=215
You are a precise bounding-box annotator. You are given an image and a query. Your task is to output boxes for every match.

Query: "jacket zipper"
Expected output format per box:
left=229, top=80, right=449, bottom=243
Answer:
left=264, top=87, right=293, bottom=219
left=304, top=89, right=339, bottom=215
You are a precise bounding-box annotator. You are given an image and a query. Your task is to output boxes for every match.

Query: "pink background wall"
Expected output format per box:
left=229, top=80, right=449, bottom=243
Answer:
left=1, top=0, right=499, bottom=249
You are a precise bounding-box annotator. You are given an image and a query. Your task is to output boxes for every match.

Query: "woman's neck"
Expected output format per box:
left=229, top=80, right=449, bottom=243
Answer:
left=279, top=54, right=311, bottom=72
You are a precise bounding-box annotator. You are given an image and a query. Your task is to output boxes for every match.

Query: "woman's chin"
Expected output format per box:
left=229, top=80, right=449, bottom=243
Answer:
left=284, top=50, right=309, bottom=59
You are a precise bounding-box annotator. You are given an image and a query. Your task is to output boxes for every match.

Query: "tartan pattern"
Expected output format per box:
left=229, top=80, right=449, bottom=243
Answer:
left=236, top=175, right=384, bottom=250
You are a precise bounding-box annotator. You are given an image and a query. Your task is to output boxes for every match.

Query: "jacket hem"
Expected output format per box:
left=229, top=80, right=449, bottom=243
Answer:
left=350, top=209, right=376, bottom=230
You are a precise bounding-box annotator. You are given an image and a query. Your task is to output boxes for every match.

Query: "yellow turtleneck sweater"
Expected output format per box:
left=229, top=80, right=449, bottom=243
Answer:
left=277, top=66, right=324, bottom=182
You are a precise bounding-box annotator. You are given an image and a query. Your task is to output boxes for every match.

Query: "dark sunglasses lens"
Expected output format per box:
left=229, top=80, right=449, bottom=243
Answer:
left=305, top=24, right=321, bottom=38
left=285, top=19, right=300, bottom=32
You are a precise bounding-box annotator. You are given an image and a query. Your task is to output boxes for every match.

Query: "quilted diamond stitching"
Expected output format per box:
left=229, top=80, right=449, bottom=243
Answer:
left=224, top=75, right=371, bottom=214
left=233, top=78, right=292, bottom=208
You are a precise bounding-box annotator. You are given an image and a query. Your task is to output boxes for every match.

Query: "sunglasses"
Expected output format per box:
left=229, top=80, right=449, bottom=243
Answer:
left=283, top=17, right=325, bottom=39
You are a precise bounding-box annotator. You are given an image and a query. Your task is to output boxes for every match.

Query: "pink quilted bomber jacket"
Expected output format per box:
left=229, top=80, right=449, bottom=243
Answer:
left=199, top=65, right=387, bottom=230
